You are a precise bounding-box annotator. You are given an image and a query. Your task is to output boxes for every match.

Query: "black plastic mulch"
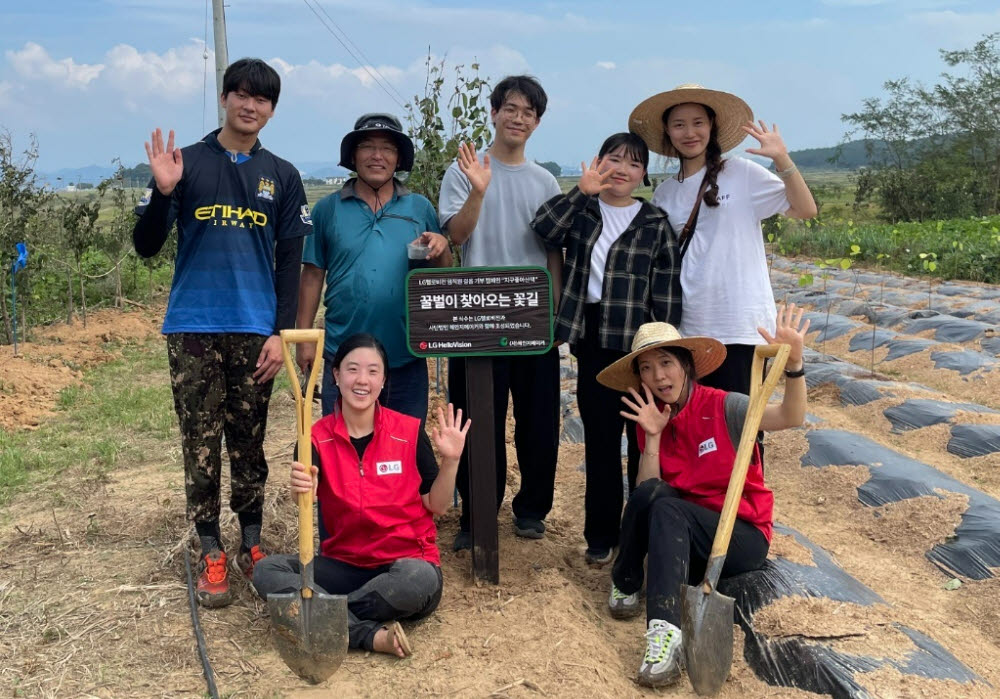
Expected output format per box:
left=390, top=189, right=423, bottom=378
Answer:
left=898, top=315, right=991, bottom=343
left=948, top=424, right=1000, bottom=458
left=720, top=524, right=986, bottom=697
left=981, top=337, right=1000, bottom=357
left=884, top=339, right=939, bottom=361
left=801, top=429, right=1000, bottom=580
left=848, top=328, right=899, bottom=353
left=930, top=350, right=997, bottom=376
left=884, top=399, right=999, bottom=433
left=804, top=312, right=865, bottom=342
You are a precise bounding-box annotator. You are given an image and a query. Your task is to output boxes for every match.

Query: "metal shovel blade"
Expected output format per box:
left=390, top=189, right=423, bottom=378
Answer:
left=681, top=582, right=734, bottom=696
left=267, top=589, right=349, bottom=684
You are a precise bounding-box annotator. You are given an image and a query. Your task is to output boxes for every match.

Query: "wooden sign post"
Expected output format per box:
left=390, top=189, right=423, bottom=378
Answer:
left=406, top=267, right=553, bottom=584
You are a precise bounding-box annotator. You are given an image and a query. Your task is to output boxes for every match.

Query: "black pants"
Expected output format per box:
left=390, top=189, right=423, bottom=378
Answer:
left=573, top=304, right=640, bottom=550
left=612, top=479, right=769, bottom=626
left=700, top=343, right=765, bottom=465
left=449, top=349, right=560, bottom=531
left=253, top=555, right=442, bottom=651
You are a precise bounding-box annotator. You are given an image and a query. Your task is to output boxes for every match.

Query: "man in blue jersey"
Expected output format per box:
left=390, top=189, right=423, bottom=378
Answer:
left=133, top=58, right=312, bottom=608
left=295, top=113, right=451, bottom=422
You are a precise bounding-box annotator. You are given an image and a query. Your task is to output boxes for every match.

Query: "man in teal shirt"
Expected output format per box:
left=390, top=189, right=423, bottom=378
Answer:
left=296, top=114, right=451, bottom=421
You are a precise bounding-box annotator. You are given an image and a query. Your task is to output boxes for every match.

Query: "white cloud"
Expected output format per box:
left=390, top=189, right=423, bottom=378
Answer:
left=6, top=42, right=104, bottom=88
left=905, top=9, right=1000, bottom=43
left=596, top=61, right=616, bottom=70
left=103, top=42, right=210, bottom=102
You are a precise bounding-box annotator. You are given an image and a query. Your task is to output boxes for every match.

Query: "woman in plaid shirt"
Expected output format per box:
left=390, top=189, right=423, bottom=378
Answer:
left=531, top=132, right=681, bottom=564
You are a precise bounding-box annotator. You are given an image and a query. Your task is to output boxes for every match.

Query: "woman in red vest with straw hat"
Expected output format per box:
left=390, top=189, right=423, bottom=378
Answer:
left=595, top=303, right=810, bottom=687
left=253, top=333, right=470, bottom=658
left=628, top=84, right=817, bottom=397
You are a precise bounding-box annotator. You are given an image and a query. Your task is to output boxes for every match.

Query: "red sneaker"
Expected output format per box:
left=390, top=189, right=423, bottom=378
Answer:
left=236, top=545, right=266, bottom=581
left=196, top=551, right=231, bottom=608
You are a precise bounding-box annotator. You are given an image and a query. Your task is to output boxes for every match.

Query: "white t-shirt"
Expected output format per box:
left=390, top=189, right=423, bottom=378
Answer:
left=652, top=157, right=789, bottom=345
left=588, top=199, right=642, bottom=302
left=438, top=157, right=561, bottom=268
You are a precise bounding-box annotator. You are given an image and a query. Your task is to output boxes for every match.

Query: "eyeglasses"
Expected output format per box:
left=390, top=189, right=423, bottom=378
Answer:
left=357, top=143, right=399, bottom=157
left=499, top=104, right=537, bottom=120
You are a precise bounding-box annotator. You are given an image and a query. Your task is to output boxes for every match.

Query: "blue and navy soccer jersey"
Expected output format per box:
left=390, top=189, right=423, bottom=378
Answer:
left=134, top=129, right=312, bottom=335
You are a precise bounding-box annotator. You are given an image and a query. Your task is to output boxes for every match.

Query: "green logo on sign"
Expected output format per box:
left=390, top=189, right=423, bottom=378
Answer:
left=499, top=337, right=508, bottom=347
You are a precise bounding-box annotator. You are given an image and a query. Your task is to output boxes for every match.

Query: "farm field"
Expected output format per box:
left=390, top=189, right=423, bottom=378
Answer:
left=1, top=258, right=999, bottom=697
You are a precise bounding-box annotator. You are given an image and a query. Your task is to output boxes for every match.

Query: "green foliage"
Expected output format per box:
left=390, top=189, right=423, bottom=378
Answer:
left=843, top=33, right=1000, bottom=221
left=536, top=161, right=561, bottom=178
left=0, top=130, right=54, bottom=339
left=405, top=53, right=492, bottom=208
left=0, top=133, right=175, bottom=341
left=0, top=342, right=174, bottom=505
left=779, top=215, right=1000, bottom=283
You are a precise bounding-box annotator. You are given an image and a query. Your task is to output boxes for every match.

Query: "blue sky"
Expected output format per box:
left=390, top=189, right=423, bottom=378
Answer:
left=3, top=0, right=1000, bottom=173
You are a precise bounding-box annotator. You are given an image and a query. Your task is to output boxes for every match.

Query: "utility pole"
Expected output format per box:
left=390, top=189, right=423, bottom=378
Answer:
left=212, top=0, right=229, bottom=128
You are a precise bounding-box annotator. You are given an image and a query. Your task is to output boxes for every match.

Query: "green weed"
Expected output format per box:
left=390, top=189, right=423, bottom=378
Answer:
left=0, top=341, right=175, bottom=505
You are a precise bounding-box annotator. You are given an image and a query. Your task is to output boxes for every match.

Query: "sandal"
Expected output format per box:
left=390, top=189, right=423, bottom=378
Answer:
left=383, top=621, right=412, bottom=658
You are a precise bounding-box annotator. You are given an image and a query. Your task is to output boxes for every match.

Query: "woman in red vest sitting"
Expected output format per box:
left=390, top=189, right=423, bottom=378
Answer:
left=253, top=333, right=470, bottom=658
left=595, top=303, right=809, bottom=687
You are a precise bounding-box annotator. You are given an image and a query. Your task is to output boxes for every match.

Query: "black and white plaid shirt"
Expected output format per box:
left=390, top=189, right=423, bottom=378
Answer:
left=532, top=186, right=682, bottom=352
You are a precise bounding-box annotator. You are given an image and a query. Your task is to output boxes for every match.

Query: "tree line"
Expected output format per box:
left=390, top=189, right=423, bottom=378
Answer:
left=0, top=132, right=173, bottom=344
left=842, top=32, right=1000, bottom=222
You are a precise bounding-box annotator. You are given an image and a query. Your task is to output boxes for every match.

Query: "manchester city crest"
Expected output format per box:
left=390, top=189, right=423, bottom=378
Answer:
left=256, top=176, right=276, bottom=202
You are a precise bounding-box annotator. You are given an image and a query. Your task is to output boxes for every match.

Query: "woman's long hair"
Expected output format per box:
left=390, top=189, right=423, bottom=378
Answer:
left=662, top=103, right=725, bottom=208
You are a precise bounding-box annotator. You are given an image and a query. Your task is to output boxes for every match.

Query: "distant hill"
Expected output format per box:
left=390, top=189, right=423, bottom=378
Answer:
left=39, top=164, right=117, bottom=187
left=41, top=139, right=886, bottom=189
left=788, top=139, right=891, bottom=171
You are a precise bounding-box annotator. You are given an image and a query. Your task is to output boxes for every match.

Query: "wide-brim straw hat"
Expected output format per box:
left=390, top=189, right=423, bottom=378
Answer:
left=597, top=322, right=726, bottom=392
left=628, top=84, right=753, bottom=157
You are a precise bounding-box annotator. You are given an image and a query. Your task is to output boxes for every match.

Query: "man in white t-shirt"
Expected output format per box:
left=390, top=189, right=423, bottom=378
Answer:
left=438, top=75, right=562, bottom=551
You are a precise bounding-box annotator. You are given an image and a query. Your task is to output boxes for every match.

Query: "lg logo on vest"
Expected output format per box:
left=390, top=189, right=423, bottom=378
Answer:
left=698, top=438, right=717, bottom=457
left=376, top=461, right=403, bottom=476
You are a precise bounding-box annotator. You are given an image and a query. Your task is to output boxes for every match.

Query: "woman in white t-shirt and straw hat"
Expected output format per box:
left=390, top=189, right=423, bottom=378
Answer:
left=628, top=84, right=817, bottom=397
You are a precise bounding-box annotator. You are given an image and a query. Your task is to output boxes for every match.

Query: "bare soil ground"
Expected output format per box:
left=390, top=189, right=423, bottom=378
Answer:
left=0, top=308, right=162, bottom=430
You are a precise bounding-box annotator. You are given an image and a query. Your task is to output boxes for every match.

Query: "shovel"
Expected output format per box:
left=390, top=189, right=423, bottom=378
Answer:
left=681, top=342, right=790, bottom=696
left=268, top=329, right=349, bottom=684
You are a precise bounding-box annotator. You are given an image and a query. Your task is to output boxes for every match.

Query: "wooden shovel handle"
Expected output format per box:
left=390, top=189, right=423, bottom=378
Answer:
left=706, top=343, right=790, bottom=566
left=279, top=329, right=324, bottom=598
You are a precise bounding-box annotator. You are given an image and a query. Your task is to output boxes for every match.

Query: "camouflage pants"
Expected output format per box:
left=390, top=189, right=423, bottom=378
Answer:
left=166, top=333, right=274, bottom=523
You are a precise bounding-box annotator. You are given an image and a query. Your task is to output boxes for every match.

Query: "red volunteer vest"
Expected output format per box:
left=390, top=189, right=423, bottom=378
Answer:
left=312, top=404, right=440, bottom=568
left=638, top=382, right=774, bottom=541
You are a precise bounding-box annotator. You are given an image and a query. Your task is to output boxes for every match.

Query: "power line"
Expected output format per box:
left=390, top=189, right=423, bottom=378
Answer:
left=312, top=0, right=408, bottom=107
left=300, top=0, right=407, bottom=110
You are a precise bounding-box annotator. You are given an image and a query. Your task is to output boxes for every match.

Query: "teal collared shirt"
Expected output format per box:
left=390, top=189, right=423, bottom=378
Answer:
left=303, top=178, right=440, bottom=368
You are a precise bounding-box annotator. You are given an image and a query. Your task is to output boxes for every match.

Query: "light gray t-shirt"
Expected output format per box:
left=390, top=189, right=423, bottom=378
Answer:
left=724, top=392, right=750, bottom=449
left=439, top=156, right=561, bottom=267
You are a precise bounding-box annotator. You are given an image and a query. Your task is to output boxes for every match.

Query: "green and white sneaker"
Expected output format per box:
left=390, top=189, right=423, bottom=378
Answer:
left=638, top=619, right=683, bottom=687
left=608, top=583, right=640, bottom=619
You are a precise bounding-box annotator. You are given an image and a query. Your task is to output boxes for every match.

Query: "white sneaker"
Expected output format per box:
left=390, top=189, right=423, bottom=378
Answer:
left=608, top=583, right=640, bottom=619
left=638, top=619, right=683, bottom=687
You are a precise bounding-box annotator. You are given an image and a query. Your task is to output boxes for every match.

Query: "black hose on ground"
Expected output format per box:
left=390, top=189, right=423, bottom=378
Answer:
left=184, top=548, right=220, bottom=699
